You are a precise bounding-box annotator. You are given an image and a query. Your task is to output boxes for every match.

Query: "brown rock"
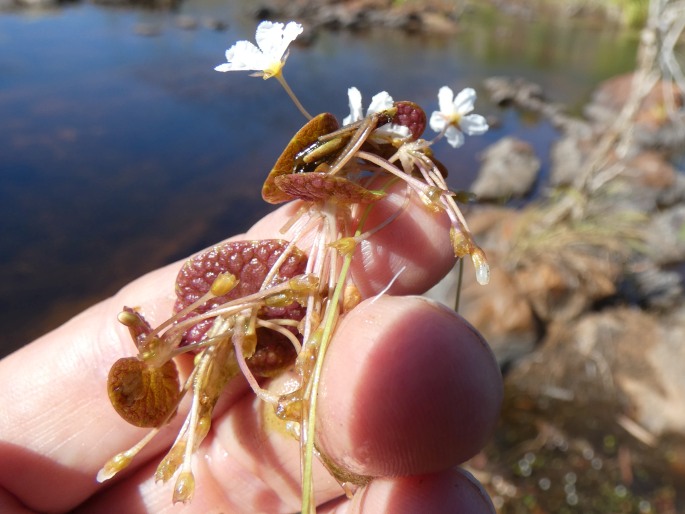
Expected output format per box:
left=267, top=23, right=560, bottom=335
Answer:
left=472, top=137, right=541, bottom=200
left=512, top=251, right=620, bottom=322
left=623, top=150, right=676, bottom=189
left=508, top=306, right=685, bottom=440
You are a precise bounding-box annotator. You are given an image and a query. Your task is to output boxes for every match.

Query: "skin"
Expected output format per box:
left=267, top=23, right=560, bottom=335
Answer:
left=0, top=192, right=502, bottom=514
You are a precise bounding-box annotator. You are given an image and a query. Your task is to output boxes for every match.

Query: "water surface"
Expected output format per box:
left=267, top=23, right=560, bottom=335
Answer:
left=0, top=1, right=640, bottom=355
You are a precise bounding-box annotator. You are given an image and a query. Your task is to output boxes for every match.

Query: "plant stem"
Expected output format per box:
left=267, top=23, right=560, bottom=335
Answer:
left=454, top=258, right=464, bottom=312
left=275, top=72, right=313, bottom=120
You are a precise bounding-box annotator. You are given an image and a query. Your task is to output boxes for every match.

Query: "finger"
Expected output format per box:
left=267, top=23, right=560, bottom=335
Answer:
left=349, top=187, right=455, bottom=297
left=342, top=468, right=496, bottom=514
left=316, top=295, right=502, bottom=477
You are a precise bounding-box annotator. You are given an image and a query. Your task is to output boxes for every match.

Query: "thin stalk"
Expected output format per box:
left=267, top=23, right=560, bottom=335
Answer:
left=274, top=72, right=313, bottom=120
left=454, top=258, right=464, bottom=312
left=301, top=246, right=352, bottom=513
left=300, top=181, right=395, bottom=512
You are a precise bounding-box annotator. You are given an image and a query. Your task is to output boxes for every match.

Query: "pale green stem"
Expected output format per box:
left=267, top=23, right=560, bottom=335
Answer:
left=300, top=181, right=397, bottom=512
left=454, top=258, right=464, bottom=312
left=301, top=245, right=352, bottom=513
left=274, top=72, right=313, bottom=120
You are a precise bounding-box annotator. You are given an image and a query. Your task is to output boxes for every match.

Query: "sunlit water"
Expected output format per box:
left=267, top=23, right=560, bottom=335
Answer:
left=0, top=0, right=640, bottom=355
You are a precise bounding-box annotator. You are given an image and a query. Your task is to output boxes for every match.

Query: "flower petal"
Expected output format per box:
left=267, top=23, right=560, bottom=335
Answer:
left=255, top=21, right=283, bottom=58
left=437, top=86, right=455, bottom=115
left=429, top=110, right=447, bottom=133
left=281, top=22, right=304, bottom=51
left=367, top=91, right=394, bottom=115
left=453, top=87, right=477, bottom=115
left=343, top=87, right=363, bottom=125
left=459, top=114, right=489, bottom=135
left=373, top=123, right=411, bottom=142
left=218, top=40, right=269, bottom=72
left=255, top=20, right=303, bottom=61
left=444, top=125, right=465, bottom=148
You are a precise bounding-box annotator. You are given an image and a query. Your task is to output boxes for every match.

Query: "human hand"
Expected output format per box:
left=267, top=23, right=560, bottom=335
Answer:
left=0, top=193, right=502, bottom=513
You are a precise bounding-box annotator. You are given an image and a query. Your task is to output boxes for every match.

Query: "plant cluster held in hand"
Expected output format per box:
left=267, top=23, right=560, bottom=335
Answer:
left=97, top=20, right=490, bottom=513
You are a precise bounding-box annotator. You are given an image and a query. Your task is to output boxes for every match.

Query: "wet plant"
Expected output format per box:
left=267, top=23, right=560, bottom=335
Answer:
left=97, top=20, right=490, bottom=513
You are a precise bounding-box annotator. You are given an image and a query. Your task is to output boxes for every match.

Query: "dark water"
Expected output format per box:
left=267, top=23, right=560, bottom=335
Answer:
left=0, top=1, right=640, bottom=356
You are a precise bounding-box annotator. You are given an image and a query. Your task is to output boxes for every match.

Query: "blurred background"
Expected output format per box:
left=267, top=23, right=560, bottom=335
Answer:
left=2, top=0, right=684, bottom=511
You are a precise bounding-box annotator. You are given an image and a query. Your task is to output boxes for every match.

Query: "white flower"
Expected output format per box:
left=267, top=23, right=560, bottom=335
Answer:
left=214, top=21, right=303, bottom=79
left=429, top=86, right=488, bottom=148
left=343, top=87, right=411, bottom=142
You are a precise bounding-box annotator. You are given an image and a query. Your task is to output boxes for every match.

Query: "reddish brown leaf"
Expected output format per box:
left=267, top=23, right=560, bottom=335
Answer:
left=263, top=113, right=340, bottom=204
left=174, top=240, right=308, bottom=376
left=393, top=101, right=426, bottom=140
left=107, top=357, right=180, bottom=428
left=274, top=172, right=385, bottom=204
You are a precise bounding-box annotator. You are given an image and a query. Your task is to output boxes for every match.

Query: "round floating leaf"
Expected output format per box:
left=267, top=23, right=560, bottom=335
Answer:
left=174, top=240, right=308, bottom=375
left=107, top=357, right=180, bottom=428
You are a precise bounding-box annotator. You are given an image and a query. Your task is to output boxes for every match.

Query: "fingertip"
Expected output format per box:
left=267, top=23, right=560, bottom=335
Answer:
left=317, top=295, right=502, bottom=478
left=350, top=189, right=455, bottom=297
left=350, top=468, right=496, bottom=514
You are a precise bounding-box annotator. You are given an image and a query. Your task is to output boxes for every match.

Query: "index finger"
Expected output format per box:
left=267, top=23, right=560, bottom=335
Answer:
left=249, top=187, right=456, bottom=297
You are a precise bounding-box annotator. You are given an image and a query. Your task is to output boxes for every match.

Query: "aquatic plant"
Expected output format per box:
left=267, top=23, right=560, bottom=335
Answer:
left=97, top=20, right=489, bottom=513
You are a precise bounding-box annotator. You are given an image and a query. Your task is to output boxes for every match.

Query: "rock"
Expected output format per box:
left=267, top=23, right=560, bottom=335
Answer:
left=472, top=137, right=541, bottom=200
left=417, top=11, right=458, bottom=35
left=508, top=306, right=685, bottom=441
left=644, top=205, right=685, bottom=265
left=585, top=72, right=685, bottom=151
left=175, top=15, right=198, bottom=30
left=623, top=150, right=676, bottom=189
left=14, top=0, right=57, bottom=6
left=549, top=134, right=586, bottom=186
left=658, top=172, right=685, bottom=208
left=484, top=76, right=545, bottom=107
left=203, top=18, right=228, bottom=31
left=512, top=249, right=622, bottom=322
left=551, top=147, right=676, bottom=215
left=620, top=260, right=683, bottom=310
left=459, top=265, right=540, bottom=366
left=589, top=171, right=664, bottom=215
left=254, top=0, right=460, bottom=34
left=483, top=76, right=579, bottom=133
left=584, top=150, right=678, bottom=215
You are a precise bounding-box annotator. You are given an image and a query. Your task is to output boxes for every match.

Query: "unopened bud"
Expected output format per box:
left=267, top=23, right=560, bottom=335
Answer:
left=172, top=471, right=195, bottom=504
left=329, top=236, right=357, bottom=255
left=289, top=273, right=319, bottom=293
left=424, top=186, right=443, bottom=205
left=449, top=227, right=472, bottom=258
left=155, top=441, right=186, bottom=483
left=265, top=292, right=295, bottom=308
left=96, top=451, right=134, bottom=483
left=471, top=248, right=490, bottom=285
left=276, top=397, right=303, bottom=421
left=343, top=284, right=361, bottom=311
left=210, top=272, right=237, bottom=297
left=117, top=310, right=142, bottom=328
left=195, top=413, right=212, bottom=448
